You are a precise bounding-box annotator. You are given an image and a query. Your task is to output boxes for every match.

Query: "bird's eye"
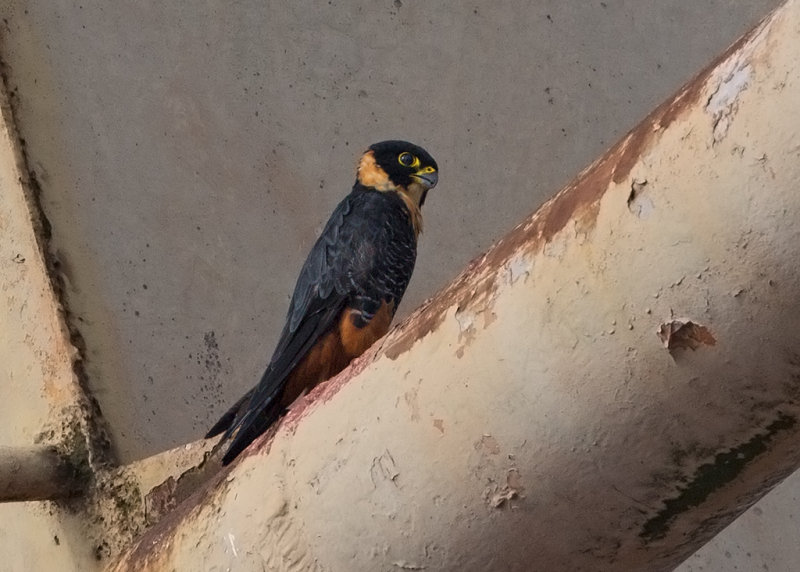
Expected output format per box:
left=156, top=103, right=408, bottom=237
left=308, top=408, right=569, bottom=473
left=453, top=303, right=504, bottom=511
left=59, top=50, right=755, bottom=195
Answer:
left=398, top=152, right=415, bottom=167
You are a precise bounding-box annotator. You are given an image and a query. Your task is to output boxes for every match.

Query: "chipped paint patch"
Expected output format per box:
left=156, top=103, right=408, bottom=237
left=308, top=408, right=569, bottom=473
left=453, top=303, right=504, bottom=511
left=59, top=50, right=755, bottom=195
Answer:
left=703, top=14, right=771, bottom=145
left=454, top=306, right=478, bottom=358
left=476, top=434, right=501, bottom=455
left=657, top=319, right=716, bottom=352
left=484, top=467, right=525, bottom=509
left=627, top=179, right=655, bottom=219
left=391, top=560, right=426, bottom=570
left=507, top=254, right=533, bottom=284
left=706, top=64, right=752, bottom=143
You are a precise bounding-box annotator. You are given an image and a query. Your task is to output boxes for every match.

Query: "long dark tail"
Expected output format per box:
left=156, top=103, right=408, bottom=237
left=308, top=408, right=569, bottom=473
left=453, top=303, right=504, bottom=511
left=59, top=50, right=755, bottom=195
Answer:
left=206, top=385, right=287, bottom=465
left=205, top=388, right=254, bottom=438
left=219, top=396, right=284, bottom=465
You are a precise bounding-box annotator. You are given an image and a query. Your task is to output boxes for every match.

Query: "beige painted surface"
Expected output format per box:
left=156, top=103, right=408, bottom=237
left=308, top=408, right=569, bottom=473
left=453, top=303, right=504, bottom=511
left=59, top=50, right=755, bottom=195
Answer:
left=111, top=3, right=800, bottom=570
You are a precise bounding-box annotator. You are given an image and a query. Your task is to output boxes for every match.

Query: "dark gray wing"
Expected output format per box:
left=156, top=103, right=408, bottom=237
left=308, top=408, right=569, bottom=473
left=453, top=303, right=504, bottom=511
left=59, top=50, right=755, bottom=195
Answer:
left=209, top=190, right=416, bottom=464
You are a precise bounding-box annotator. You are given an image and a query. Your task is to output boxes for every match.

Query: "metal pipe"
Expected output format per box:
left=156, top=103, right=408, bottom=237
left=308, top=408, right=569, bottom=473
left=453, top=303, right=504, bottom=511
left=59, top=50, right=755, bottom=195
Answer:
left=0, top=446, right=82, bottom=502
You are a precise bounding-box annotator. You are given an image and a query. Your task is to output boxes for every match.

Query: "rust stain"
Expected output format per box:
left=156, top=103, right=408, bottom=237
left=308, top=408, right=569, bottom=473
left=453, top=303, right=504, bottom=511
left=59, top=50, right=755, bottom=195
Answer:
left=383, top=302, right=449, bottom=360
left=380, top=15, right=768, bottom=364
left=614, top=17, right=767, bottom=184
left=113, top=463, right=234, bottom=571
left=144, top=476, right=178, bottom=527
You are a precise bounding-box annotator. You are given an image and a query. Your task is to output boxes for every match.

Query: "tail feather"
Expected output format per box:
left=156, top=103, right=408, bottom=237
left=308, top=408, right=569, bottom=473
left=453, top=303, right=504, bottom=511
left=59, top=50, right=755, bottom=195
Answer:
left=206, top=385, right=287, bottom=465
left=205, top=388, right=253, bottom=439
left=220, top=398, right=284, bottom=465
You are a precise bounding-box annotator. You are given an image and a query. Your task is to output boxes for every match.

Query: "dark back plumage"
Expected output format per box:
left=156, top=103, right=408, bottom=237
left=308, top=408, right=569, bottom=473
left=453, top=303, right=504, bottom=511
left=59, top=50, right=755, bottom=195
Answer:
left=207, top=141, right=437, bottom=465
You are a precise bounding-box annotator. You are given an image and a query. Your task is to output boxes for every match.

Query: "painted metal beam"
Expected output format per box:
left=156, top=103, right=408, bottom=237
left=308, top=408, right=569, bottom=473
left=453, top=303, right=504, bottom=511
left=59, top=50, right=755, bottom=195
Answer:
left=112, top=1, right=800, bottom=570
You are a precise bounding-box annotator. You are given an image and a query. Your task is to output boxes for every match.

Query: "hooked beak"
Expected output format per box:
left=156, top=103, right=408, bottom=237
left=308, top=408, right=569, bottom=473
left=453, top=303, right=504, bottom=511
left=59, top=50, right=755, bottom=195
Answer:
left=411, top=169, right=438, bottom=190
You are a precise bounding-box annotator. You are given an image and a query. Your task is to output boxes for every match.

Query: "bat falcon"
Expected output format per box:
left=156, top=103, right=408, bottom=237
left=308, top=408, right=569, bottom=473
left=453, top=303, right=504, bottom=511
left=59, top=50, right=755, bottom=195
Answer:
left=206, top=140, right=438, bottom=465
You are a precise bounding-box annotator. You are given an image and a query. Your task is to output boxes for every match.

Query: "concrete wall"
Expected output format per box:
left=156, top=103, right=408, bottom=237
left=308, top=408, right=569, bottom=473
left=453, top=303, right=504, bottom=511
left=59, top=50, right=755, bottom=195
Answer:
left=2, top=0, right=798, bottom=570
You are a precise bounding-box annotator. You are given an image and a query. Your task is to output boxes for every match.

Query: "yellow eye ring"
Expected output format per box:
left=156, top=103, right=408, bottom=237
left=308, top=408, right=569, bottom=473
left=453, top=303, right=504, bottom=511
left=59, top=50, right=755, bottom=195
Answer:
left=398, top=152, right=417, bottom=167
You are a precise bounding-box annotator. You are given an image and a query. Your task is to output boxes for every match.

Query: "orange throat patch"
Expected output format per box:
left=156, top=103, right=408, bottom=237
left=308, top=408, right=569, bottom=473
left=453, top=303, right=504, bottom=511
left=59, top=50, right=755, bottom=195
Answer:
left=398, top=184, right=424, bottom=237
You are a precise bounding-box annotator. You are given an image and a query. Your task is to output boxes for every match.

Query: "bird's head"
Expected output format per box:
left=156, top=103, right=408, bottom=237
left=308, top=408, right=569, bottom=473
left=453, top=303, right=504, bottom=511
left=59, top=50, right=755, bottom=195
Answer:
left=356, top=140, right=438, bottom=209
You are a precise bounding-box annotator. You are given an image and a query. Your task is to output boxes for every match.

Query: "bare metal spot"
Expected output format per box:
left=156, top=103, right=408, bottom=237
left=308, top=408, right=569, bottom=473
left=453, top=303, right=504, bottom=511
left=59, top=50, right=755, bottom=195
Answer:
left=657, top=320, right=717, bottom=352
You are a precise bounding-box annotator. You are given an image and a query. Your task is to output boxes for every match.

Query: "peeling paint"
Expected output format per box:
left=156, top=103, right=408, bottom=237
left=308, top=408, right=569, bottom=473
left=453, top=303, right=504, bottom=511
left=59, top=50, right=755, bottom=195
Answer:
left=507, top=254, right=533, bottom=284
left=455, top=308, right=476, bottom=336
left=391, top=560, right=426, bottom=570
left=627, top=179, right=655, bottom=219
left=476, top=434, right=501, bottom=456
left=706, top=64, right=752, bottom=144
left=703, top=14, right=771, bottom=146
left=657, top=320, right=717, bottom=351
left=381, top=6, right=777, bottom=371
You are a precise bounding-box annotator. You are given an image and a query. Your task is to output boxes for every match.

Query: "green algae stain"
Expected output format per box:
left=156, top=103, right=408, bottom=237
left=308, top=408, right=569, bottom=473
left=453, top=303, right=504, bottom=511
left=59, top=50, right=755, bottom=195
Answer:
left=641, top=412, right=796, bottom=541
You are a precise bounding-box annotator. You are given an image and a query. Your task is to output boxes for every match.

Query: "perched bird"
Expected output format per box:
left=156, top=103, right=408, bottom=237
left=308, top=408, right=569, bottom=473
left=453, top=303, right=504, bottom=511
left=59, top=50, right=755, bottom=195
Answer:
left=207, top=140, right=438, bottom=465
